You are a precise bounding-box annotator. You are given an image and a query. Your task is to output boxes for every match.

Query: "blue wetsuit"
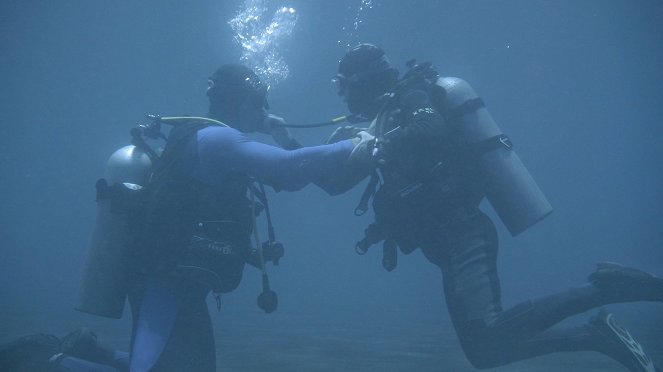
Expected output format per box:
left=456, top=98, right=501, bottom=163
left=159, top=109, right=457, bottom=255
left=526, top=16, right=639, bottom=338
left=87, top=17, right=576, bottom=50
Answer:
left=58, top=126, right=353, bottom=372
left=193, top=126, right=351, bottom=191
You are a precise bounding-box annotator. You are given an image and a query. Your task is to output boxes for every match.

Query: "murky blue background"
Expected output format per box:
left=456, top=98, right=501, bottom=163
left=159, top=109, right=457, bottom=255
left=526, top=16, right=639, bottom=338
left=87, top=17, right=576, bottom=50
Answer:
left=1, top=1, right=661, bottom=370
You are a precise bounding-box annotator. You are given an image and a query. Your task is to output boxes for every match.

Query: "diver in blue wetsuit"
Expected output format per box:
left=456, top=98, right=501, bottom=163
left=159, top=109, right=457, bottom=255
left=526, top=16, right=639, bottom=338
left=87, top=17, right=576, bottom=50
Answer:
left=118, top=65, right=363, bottom=372
left=0, top=64, right=367, bottom=372
left=327, top=44, right=663, bottom=372
left=119, top=65, right=356, bottom=372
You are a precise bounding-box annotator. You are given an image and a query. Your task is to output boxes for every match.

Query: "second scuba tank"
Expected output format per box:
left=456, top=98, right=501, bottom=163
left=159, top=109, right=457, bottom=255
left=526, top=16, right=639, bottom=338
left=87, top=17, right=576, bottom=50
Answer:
left=76, top=145, right=152, bottom=319
left=437, top=77, right=552, bottom=236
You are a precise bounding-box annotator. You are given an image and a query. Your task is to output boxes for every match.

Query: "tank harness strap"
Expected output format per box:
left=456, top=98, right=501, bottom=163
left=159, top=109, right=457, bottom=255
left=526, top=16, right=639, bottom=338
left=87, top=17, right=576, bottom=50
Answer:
left=474, top=134, right=513, bottom=154
left=444, top=96, right=512, bottom=155
left=95, top=178, right=144, bottom=214
left=153, top=121, right=209, bottom=177
left=384, top=133, right=509, bottom=203
left=130, top=128, right=160, bottom=164
left=447, top=97, right=485, bottom=120
left=360, top=90, right=404, bottom=217
left=354, top=171, right=380, bottom=216
left=250, top=183, right=275, bottom=242
left=246, top=183, right=284, bottom=267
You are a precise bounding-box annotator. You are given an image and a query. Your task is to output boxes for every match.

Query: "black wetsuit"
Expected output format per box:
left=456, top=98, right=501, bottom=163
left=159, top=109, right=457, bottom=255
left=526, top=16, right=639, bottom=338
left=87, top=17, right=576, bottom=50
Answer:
left=367, top=83, right=641, bottom=369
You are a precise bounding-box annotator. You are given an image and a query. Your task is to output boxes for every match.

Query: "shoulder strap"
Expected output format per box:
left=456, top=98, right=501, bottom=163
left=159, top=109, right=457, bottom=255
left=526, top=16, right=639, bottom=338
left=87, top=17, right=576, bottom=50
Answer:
left=152, top=121, right=209, bottom=179
left=446, top=97, right=485, bottom=121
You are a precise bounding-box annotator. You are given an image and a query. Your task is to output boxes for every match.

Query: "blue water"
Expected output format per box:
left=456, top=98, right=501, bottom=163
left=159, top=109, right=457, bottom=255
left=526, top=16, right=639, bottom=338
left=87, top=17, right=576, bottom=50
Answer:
left=1, top=1, right=661, bottom=370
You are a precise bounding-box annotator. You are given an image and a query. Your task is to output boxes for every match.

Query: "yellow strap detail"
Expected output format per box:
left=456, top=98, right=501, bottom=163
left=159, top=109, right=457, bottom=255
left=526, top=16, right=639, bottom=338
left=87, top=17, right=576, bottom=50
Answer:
left=159, top=116, right=229, bottom=127
left=331, top=115, right=348, bottom=123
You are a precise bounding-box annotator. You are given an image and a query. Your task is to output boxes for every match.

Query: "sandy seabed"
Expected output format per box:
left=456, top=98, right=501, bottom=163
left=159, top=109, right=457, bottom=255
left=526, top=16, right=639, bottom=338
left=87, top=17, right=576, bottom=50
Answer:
left=1, top=307, right=660, bottom=372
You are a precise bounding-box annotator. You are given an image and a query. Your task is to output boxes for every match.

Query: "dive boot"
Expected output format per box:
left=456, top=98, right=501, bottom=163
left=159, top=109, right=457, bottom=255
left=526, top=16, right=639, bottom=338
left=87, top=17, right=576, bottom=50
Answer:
left=59, top=328, right=100, bottom=361
left=589, top=262, right=663, bottom=303
left=589, top=309, right=659, bottom=372
left=0, top=328, right=115, bottom=372
left=0, top=333, right=60, bottom=371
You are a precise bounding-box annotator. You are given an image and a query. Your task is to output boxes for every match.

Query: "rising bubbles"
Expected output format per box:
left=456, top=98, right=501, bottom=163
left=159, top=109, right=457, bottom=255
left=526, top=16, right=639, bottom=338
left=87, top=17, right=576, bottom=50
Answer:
left=228, top=0, right=298, bottom=87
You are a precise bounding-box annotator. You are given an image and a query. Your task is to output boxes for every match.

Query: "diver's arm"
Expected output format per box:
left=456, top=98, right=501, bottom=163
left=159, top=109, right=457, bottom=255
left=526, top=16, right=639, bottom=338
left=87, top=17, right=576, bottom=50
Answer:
left=313, top=161, right=370, bottom=195
left=197, top=126, right=352, bottom=191
left=316, top=124, right=375, bottom=195
left=272, top=129, right=302, bottom=150
left=262, top=114, right=303, bottom=150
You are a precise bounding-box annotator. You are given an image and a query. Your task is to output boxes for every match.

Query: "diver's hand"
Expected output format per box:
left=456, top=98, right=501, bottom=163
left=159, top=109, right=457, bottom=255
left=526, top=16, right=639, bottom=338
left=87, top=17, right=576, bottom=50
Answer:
left=259, top=113, right=287, bottom=135
left=349, top=131, right=376, bottom=167
left=326, top=125, right=367, bottom=144
left=261, top=114, right=301, bottom=149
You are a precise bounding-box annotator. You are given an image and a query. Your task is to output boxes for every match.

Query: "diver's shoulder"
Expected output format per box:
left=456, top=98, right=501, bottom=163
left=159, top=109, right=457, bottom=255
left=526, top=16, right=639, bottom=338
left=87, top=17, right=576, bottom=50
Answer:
left=197, top=125, right=243, bottom=145
left=199, top=124, right=239, bottom=136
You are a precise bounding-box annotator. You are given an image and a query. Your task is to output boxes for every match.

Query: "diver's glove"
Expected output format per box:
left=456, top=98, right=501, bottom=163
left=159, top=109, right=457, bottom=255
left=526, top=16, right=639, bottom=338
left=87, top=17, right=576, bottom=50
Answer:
left=349, top=131, right=376, bottom=167
left=261, top=114, right=302, bottom=150
left=326, top=125, right=367, bottom=144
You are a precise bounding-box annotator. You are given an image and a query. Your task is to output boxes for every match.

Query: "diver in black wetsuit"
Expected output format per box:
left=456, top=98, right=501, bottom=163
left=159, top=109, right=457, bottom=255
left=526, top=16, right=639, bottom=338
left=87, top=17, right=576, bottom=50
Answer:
left=327, top=44, right=663, bottom=372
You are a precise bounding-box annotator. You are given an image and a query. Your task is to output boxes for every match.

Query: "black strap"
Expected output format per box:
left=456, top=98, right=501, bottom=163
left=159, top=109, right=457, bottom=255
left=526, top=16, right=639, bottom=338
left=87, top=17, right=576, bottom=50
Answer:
left=257, top=182, right=277, bottom=242
left=150, top=121, right=209, bottom=180
left=130, top=128, right=160, bottom=164
left=448, top=97, right=485, bottom=120
left=354, top=171, right=380, bottom=216
left=474, top=134, right=513, bottom=155
left=355, top=222, right=385, bottom=255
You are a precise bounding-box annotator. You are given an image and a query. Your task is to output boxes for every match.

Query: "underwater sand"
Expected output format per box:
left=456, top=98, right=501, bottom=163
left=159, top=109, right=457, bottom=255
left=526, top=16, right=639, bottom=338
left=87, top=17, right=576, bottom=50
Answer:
left=2, top=307, right=660, bottom=371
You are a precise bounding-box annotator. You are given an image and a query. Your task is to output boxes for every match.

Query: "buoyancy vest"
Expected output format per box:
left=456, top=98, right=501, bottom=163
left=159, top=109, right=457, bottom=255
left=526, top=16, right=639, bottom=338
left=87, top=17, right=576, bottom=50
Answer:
left=132, top=122, right=254, bottom=286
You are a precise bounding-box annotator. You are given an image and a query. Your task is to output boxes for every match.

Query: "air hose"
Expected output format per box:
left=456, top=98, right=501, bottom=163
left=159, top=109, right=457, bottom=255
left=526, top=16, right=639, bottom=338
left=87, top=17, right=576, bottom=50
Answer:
left=152, top=114, right=367, bottom=129
left=271, top=114, right=368, bottom=128
left=149, top=115, right=229, bottom=128
left=249, top=185, right=278, bottom=314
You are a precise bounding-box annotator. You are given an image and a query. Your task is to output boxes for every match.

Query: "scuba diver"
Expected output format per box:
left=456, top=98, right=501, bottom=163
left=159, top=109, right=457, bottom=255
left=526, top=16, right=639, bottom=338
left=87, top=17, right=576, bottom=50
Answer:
left=326, top=44, right=663, bottom=372
left=0, top=64, right=370, bottom=372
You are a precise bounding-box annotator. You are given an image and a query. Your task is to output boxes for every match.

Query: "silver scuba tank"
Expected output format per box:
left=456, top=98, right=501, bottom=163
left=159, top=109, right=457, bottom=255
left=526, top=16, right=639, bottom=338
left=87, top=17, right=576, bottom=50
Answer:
left=437, top=77, right=552, bottom=236
left=76, top=145, right=152, bottom=318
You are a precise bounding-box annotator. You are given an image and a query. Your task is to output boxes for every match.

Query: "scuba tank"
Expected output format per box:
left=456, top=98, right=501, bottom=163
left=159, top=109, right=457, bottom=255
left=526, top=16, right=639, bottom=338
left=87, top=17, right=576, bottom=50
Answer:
left=369, top=62, right=552, bottom=237
left=76, top=116, right=168, bottom=318
left=76, top=145, right=151, bottom=318
left=437, top=77, right=552, bottom=236
left=77, top=116, right=283, bottom=318
left=354, top=62, right=553, bottom=268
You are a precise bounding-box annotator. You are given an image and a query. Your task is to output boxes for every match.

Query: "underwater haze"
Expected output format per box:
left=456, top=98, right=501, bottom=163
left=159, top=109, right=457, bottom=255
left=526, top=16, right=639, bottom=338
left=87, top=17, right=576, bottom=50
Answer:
left=1, top=0, right=662, bottom=371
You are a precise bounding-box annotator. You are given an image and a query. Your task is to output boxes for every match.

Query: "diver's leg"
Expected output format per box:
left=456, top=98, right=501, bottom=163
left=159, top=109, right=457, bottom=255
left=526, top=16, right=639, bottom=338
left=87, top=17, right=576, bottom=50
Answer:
left=110, top=351, right=129, bottom=370
left=151, top=283, right=216, bottom=372
left=429, top=212, right=659, bottom=369
left=127, top=276, right=182, bottom=372
left=423, top=211, right=507, bottom=367
left=58, top=328, right=129, bottom=371
left=54, top=355, right=123, bottom=371
left=589, top=261, right=663, bottom=303
left=508, top=310, right=659, bottom=372
left=0, top=331, right=128, bottom=372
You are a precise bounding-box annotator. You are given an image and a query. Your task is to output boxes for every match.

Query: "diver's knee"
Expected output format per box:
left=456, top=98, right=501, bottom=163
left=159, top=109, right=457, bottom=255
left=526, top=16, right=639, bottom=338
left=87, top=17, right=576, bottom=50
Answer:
left=456, top=323, right=506, bottom=369
left=461, top=343, right=505, bottom=369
